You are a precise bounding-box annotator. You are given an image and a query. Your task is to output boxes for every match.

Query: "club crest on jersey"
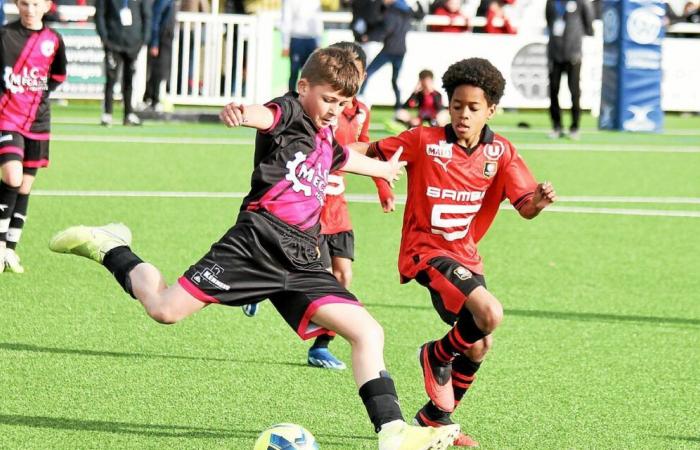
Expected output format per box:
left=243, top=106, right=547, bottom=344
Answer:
left=453, top=266, right=472, bottom=280
left=483, top=161, right=498, bottom=178
left=41, top=40, right=55, bottom=57
left=426, top=140, right=453, bottom=159
left=483, top=141, right=505, bottom=160
left=285, top=151, right=329, bottom=204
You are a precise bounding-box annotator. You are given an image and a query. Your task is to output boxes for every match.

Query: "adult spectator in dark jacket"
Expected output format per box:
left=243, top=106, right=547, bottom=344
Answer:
left=143, top=0, right=174, bottom=111
left=360, top=0, right=424, bottom=109
left=351, top=0, right=385, bottom=61
left=96, top=0, right=151, bottom=126
left=546, top=0, right=593, bottom=139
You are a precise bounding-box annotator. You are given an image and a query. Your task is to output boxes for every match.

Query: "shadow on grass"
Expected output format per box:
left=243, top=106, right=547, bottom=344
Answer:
left=0, top=342, right=305, bottom=367
left=0, top=414, right=255, bottom=439
left=0, top=413, right=375, bottom=443
left=659, top=435, right=700, bottom=443
left=367, top=304, right=700, bottom=327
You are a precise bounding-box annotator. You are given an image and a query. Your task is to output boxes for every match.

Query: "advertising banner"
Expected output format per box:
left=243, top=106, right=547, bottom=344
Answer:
left=599, top=0, right=664, bottom=132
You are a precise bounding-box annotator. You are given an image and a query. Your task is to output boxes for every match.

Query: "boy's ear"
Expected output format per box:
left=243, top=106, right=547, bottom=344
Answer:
left=487, top=103, right=497, bottom=120
left=297, top=78, right=309, bottom=96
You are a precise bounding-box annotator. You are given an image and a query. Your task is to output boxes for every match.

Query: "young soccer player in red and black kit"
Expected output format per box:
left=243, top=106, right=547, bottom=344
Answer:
left=49, top=46, right=459, bottom=450
left=364, top=58, right=557, bottom=446
left=0, top=0, right=66, bottom=273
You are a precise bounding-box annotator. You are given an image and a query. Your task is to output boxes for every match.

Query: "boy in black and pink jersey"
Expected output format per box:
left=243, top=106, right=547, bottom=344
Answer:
left=0, top=0, right=66, bottom=273
left=49, top=47, right=460, bottom=450
left=361, top=58, right=557, bottom=447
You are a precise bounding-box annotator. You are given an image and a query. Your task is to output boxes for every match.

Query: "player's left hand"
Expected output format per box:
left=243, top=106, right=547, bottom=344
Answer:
left=385, top=147, right=407, bottom=188
left=533, top=181, right=557, bottom=209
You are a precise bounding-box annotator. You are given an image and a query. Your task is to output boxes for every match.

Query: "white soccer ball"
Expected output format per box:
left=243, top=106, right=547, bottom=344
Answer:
left=253, top=423, right=319, bottom=450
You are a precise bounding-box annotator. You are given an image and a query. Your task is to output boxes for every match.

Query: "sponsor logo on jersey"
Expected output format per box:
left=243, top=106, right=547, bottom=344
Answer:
left=483, top=161, right=498, bottom=178
left=426, top=140, right=453, bottom=159
left=453, top=266, right=472, bottom=280
left=3, top=66, right=49, bottom=94
left=41, top=40, right=56, bottom=57
left=285, top=151, right=329, bottom=204
left=427, top=186, right=485, bottom=202
left=191, top=264, right=230, bottom=290
left=483, top=141, right=505, bottom=160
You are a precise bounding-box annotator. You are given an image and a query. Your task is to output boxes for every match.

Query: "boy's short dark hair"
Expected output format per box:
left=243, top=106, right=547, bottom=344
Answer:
left=442, top=58, right=506, bottom=105
left=330, top=41, right=367, bottom=72
left=300, top=47, right=362, bottom=97
left=418, top=69, right=434, bottom=80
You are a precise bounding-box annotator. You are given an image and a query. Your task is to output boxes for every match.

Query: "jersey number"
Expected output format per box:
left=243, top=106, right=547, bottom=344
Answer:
left=430, top=204, right=481, bottom=241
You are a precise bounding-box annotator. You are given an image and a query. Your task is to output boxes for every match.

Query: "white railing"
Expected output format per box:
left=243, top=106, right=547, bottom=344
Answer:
left=168, top=12, right=273, bottom=105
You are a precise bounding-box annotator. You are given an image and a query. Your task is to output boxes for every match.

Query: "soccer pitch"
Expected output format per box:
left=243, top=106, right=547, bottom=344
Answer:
left=1, top=104, right=699, bottom=449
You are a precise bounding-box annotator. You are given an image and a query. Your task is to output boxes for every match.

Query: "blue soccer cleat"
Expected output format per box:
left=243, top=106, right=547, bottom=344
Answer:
left=242, top=303, right=259, bottom=317
left=307, top=347, right=346, bottom=370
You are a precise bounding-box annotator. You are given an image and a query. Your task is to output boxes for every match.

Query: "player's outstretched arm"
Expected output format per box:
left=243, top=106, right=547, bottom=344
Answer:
left=518, top=181, right=557, bottom=219
left=344, top=147, right=406, bottom=187
left=219, top=102, right=275, bottom=130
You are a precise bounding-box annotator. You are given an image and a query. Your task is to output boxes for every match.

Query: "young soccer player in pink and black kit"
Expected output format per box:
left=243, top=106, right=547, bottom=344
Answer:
left=364, top=58, right=557, bottom=446
left=0, top=0, right=66, bottom=273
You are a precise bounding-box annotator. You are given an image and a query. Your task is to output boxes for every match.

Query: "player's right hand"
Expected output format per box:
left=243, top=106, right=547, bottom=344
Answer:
left=220, top=102, right=246, bottom=127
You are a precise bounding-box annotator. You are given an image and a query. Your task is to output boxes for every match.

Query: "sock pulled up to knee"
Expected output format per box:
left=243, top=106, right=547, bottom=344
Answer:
left=103, top=246, right=143, bottom=298
left=359, top=371, right=404, bottom=432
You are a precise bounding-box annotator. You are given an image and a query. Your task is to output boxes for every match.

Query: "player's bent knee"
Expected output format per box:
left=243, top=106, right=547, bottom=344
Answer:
left=478, top=302, right=504, bottom=333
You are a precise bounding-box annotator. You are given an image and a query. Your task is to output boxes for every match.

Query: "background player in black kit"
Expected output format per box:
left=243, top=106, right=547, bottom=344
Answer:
left=0, top=0, right=66, bottom=273
left=49, top=47, right=460, bottom=450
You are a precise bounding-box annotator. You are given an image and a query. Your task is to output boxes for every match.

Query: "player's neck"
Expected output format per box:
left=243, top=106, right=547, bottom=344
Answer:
left=21, top=19, right=44, bottom=30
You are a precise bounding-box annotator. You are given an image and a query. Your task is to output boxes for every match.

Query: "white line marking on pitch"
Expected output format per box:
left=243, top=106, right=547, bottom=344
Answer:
left=50, top=134, right=700, bottom=153
left=32, top=190, right=700, bottom=218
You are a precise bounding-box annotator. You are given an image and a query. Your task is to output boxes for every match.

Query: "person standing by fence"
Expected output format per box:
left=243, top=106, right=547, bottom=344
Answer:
left=280, top=0, right=323, bottom=93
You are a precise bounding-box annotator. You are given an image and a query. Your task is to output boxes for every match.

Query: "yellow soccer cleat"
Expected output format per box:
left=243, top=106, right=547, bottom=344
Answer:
left=49, top=223, right=132, bottom=264
left=378, top=420, right=460, bottom=450
left=4, top=248, right=25, bottom=273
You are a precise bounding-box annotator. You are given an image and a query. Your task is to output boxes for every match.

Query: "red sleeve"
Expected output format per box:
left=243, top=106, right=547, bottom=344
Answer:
left=358, top=104, right=371, bottom=143
left=372, top=126, right=422, bottom=165
left=503, top=146, right=537, bottom=209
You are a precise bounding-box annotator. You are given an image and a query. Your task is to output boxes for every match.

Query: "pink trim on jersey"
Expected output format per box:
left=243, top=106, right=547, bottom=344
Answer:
left=0, top=127, right=51, bottom=141
left=297, top=295, right=363, bottom=340
left=260, top=103, right=282, bottom=134
left=250, top=127, right=336, bottom=230
left=23, top=159, right=49, bottom=168
left=51, top=74, right=66, bottom=82
left=0, top=146, right=24, bottom=157
left=177, top=276, right=221, bottom=304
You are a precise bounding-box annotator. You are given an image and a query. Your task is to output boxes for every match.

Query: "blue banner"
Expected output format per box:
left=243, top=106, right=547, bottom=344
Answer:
left=599, top=0, right=664, bottom=132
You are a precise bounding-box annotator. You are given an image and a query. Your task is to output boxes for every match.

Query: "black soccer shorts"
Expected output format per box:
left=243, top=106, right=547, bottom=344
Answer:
left=414, top=256, right=487, bottom=325
left=178, top=210, right=360, bottom=340
left=318, top=230, right=355, bottom=268
left=0, top=131, right=50, bottom=168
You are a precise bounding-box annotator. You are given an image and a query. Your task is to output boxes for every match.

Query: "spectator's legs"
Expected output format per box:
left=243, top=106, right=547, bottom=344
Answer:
left=568, top=61, right=582, bottom=132
left=288, top=37, right=318, bottom=92
left=122, top=52, right=137, bottom=117
left=103, top=50, right=120, bottom=115
left=389, top=54, right=405, bottom=110
left=548, top=59, right=564, bottom=132
left=360, top=50, right=390, bottom=95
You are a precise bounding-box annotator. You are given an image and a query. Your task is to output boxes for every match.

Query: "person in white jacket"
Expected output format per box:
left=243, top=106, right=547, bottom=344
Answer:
left=281, top=0, right=324, bottom=92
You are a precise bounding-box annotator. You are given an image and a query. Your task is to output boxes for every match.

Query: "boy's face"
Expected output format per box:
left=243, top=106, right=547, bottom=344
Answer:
left=448, top=84, right=497, bottom=145
left=297, top=80, right=353, bottom=129
left=420, top=76, right=434, bottom=91
left=16, top=0, right=51, bottom=29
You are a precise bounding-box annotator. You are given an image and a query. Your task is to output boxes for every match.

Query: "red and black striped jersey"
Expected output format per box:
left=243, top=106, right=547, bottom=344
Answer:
left=0, top=21, right=67, bottom=139
left=372, top=124, right=537, bottom=278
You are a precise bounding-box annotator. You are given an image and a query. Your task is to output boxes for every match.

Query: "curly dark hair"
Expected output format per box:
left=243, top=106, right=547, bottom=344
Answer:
left=442, top=58, right=506, bottom=105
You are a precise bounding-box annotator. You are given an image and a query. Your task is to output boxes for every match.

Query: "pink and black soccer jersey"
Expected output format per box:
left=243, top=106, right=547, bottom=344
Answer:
left=0, top=21, right=67, bottom=140
left=242, top=93, right=350, bottom=234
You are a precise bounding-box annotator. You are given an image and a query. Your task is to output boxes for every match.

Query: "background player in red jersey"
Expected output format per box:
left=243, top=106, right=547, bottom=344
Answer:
left=242, top=41, right=396, bottom=371
left=0, top=0, right=66, bottom=273
left=391, top=69, right=449, bottom=132
left=363, top=58, right=557, bottom=446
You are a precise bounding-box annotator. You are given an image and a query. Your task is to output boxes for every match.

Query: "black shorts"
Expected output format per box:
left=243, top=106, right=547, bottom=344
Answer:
left=319, top=230, right=355, bottom=268
left=178, top=210, right=360, bottom=340
left=0, top=131, right=50, bottom=168
left=414, top=256, right=486, bottom=325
